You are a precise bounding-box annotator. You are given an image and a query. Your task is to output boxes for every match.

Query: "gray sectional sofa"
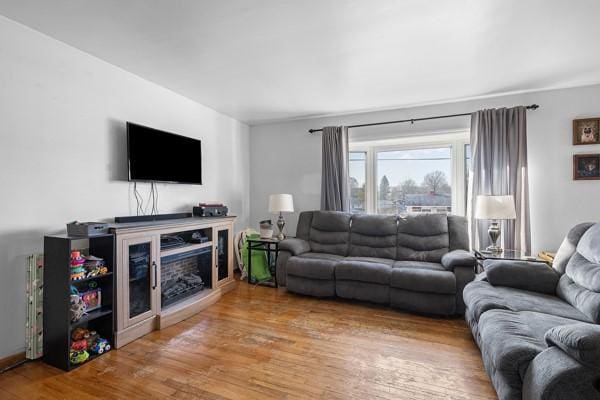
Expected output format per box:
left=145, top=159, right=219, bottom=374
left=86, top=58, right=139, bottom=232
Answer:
left=276, top=210, right=476, bottom=316
left=464, top=222, right=600, bottom=400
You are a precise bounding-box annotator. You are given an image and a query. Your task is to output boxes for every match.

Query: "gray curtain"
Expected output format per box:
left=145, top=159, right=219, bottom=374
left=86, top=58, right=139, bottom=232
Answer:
left=469, top=106, right=531, bottom=252
left=321, top=126, right=349, bottom=211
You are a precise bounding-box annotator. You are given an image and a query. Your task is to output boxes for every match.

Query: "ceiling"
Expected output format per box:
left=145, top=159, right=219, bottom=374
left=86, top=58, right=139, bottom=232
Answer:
left=1, top=0, right=600, bottom=125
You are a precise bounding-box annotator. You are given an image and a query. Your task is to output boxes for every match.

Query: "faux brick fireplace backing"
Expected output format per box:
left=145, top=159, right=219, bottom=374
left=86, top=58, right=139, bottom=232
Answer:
left=160, top=247, right=212, bottom=308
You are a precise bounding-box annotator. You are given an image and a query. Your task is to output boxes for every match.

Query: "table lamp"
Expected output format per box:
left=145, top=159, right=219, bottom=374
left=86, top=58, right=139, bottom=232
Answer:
left=474, top=195, right=516, bottom=253
left=268, top=194, right=294, bottom=240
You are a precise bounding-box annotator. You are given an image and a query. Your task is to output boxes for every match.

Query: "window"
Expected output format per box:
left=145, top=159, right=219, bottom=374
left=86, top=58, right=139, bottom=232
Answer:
left=350, top=133, right=469, bottom=216
left=349, top=151, right=367, bottom=213
left=377, top=147, right=452, bottom=215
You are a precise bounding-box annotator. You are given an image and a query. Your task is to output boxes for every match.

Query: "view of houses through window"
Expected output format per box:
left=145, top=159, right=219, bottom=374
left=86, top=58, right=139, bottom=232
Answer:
left=349, top=135, right=469, bottom=216
left=376, top=147, right=452, bottom=215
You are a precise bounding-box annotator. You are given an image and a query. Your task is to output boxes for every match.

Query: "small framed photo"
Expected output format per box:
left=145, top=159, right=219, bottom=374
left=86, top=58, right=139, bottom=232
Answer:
left=573, top=118, right=600, bottom=145
left=573, top=154, right=600, bottom=180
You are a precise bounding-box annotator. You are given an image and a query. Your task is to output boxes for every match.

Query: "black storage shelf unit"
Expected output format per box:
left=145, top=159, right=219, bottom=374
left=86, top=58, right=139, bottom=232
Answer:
left=43, top=233, right=115, bottom=371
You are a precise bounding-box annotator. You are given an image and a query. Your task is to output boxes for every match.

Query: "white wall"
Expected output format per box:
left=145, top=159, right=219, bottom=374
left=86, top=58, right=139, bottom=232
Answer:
left=249, top=84, right=600, bottom=255
left=0, top=16, right=250, bottom=358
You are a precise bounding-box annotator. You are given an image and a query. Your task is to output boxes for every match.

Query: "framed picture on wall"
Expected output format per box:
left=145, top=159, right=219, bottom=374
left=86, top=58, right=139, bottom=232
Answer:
left=573, top=118, right=600, bottom=145
left=573, top=154, right=600, bottom=180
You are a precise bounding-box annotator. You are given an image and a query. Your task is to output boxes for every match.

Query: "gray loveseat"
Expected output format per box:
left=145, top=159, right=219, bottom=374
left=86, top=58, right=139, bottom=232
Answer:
left=464, top=222, right=600, bottom=400
left=276, top=210, right=476, bottom=316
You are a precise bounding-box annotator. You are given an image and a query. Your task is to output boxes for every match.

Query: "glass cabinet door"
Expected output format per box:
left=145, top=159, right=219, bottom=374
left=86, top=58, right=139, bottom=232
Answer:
left=128, top=242, right=153, bottom=318
left=217, top=229, right=229, bottom=282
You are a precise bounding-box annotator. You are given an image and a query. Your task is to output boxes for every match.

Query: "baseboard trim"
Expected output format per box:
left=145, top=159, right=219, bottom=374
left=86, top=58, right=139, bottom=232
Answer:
left=0, top=352, right=26, bottom=370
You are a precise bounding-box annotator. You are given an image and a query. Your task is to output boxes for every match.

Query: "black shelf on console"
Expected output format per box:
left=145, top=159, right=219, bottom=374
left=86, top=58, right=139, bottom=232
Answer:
left=70, top=272, right=114, bottom=285
left=43, top=233, right=115, bottom=371
left=70, top=307, right=113, bottom=328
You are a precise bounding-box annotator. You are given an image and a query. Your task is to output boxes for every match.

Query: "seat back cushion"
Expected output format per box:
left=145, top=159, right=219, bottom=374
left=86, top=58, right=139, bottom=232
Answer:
left=295, top=211, right=314, bottom=241
left=553, top=222, right=595, bottom=275
left=309, top=211, right=351, bottom=256
left=448, top=215, right=470, bottom=251
left=557, top=274, right=600, bottom=324
left=349, top=214, right=397, bottom=259
left=397, top=214, right=449, bottom=262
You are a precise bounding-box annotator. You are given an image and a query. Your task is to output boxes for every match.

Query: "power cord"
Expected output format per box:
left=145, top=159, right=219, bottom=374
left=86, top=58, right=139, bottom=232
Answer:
left=133, top=182, right=144, bottom=216
left=133, top=182, right=159, bottom=216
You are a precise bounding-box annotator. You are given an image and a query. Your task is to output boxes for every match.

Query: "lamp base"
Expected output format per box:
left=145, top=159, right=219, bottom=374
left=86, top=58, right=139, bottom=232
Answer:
left=276, top=213, right=285, bottom=240
left=487, top=221, right=502, bottom=253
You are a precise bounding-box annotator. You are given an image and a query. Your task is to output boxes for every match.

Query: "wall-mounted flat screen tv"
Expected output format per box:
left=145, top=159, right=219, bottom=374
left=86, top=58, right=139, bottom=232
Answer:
left=127, top=122, right=202, bottom=184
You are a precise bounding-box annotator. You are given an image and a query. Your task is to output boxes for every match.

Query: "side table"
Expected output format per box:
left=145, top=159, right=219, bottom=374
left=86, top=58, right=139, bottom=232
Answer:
left=473, top=249, right=549, bottom=273
left=247, top=237, right=282, bottom=287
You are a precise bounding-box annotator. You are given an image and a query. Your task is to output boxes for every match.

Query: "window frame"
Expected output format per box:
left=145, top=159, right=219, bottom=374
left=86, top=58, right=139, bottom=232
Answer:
left=349, top=131, right=469, bottom=216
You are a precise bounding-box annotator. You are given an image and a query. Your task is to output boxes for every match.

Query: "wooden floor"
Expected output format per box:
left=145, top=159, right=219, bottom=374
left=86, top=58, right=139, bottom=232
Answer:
left=0, top=280, right=497, bottom=400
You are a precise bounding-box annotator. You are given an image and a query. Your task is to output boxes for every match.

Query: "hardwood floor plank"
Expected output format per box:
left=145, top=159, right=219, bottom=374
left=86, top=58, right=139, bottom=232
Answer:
left=0, top=280, right=496, bottom=399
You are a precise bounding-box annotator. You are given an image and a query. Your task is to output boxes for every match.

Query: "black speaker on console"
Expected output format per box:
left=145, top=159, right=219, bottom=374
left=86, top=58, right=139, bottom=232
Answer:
left=193, top=205, right=228, bottom=217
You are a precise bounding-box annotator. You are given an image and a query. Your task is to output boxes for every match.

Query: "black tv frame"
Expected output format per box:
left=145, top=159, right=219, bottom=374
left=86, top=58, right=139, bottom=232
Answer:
left=126, top=122, right=202, bottom=185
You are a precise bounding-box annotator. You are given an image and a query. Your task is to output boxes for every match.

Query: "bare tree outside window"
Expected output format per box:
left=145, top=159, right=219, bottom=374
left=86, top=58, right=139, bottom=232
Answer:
left=422, top=170, right=451, bottom=195
left=377, top=147, right=452, bottom=215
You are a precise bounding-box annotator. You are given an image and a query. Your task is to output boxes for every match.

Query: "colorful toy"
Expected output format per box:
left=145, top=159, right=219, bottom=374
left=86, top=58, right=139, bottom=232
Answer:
left=71, top=327, right=90, bottom=341
left=86, top=331, right=99, bottom=348
left=81, top=287, right=102, bottom=311
left=71, top=339, right=88, bottom=351
left=69, top=350, right=89, bottom=364
left=69, top=294, right=87, bottom=322
left=84, top=255, right=108, bottom=278
left=90, top=338, right=111, bottom=354
left=70, top=251, right=87, bottom=281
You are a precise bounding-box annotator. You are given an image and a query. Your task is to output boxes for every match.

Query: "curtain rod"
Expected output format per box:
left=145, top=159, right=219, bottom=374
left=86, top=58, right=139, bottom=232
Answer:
left=307, top=104, right=539, bottom=134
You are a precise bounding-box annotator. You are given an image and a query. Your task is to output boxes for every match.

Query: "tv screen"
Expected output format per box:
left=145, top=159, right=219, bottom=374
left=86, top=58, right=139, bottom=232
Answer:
left=127, top=122, right=202, bottom=184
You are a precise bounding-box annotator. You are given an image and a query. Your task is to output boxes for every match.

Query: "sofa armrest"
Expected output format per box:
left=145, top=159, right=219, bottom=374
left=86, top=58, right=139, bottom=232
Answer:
left=441, top=250, right=476, bottom=271
left=545, top=323, right=600, bottom=370
left=279, top=238, right=310, bottom=256
left=484, top=259, right=559, bottom=294
left=523, top=346, right=600, bottom=400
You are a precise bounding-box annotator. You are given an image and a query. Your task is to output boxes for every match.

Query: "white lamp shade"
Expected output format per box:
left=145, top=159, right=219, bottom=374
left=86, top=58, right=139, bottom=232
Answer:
left=268, top=194, right=294, bottom=213
left=474, top=195, right=517, bottom=220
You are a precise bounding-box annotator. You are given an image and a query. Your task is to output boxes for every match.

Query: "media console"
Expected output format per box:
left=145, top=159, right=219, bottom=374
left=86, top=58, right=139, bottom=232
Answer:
left=112, top=216, right=235, bottom=348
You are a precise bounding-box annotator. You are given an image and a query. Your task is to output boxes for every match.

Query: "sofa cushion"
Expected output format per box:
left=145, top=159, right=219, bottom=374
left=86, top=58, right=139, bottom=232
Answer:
left=309, top=211, right=351, bottom=256
left=447, top=215, right=470, bottom=251
left=545, top=323, right=600, bottom=369
left=393, top=260, right=445, bottom=271
left=295, top=211, right=314, bottom=241
left=345, top=256, right=394, bottom=266
left=553, top=222, right=594, bottom=274
left=463, top=280, right=591, bottom=323
left=287, top=254, right=341, bottom=280
left=440, top=249, right=476, bottom=270
left=278, top=238, right=311, bottom=256
left=484, top=260, right=559, bottom=294
left=556, top=274, right=600, bottom=324
left=396, top=214, right=449, bottom=262
left=349, top=214, right=397, bottom=259
left=478, top=310, right=581, bottom=400
left=297, top=252, right=345, bottom=261
left=576, top=222, right=600, bottom=264
left=390, top=267, right=456, bottom=294
left=335, top=260, right=391, bottom=285
left=565, top=252, right=600, bottom=293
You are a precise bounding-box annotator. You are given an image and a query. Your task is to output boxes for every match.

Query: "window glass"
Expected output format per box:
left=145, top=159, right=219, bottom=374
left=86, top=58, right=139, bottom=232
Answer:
left=349, top=151, right=367, bottom=213
left=376, top=147, right=452, bottom=215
